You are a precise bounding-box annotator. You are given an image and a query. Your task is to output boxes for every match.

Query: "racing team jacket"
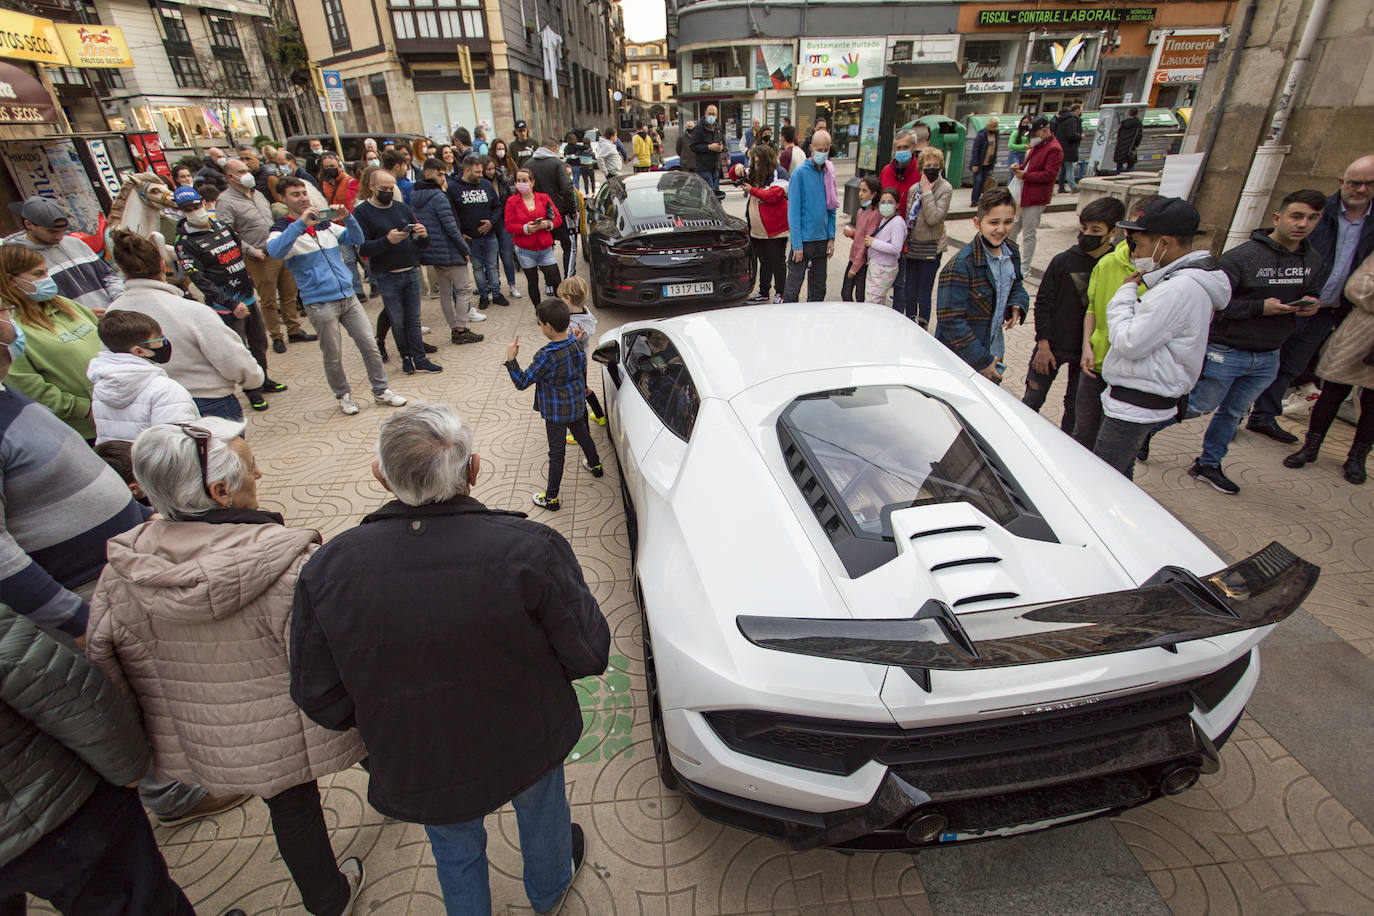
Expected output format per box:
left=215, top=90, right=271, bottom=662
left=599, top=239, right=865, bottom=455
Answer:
left=175, top=218, right=256, bottom=319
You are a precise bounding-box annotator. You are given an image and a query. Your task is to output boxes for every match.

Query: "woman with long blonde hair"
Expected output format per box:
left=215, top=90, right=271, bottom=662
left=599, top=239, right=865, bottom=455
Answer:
left=0, top=245, right=101, bottom=441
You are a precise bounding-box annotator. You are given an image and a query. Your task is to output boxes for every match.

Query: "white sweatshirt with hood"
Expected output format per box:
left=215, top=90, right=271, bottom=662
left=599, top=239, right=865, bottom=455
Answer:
left=1102, top=249, right=1233, bottom=422
left=87, top=351, right=199, bottom=445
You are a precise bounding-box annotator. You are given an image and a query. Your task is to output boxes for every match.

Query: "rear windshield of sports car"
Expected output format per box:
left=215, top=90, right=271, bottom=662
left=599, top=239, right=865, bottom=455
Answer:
left=622, top=176, right=722, bottom=222
left=779, top=385, right=1021, bottom=540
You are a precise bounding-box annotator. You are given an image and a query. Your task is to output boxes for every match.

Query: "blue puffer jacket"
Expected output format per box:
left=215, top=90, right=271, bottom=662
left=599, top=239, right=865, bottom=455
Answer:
left=410, top=179, right=469, bottom=267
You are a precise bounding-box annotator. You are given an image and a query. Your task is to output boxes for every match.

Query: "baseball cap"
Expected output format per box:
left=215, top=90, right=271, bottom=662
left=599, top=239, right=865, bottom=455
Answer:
left=514, top=119, right=528, bottom=130
left=1117, top=197, right=1200, bottom=236
left=1029, top=116, right=1051, bottom=132
left=9, top=197, right=68, bottom=229
left=173, top=187, right=203, bottom=207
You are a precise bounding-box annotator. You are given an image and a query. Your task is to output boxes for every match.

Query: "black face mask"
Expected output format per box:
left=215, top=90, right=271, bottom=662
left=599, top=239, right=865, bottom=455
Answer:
left=375, top=189, right=394, bottom=205
left=923, top=168, right=941, bottom=183
left=321, top=168, right=339, bottom=182
left=146, top=339, right=173, bottom=364
left=1078, top=232, right=1108, bottom=252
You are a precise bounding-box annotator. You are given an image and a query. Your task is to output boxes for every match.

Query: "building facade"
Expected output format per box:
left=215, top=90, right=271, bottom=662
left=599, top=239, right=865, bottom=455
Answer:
left=671, top=1, right=1234, bottom=151
left=624, top=39, right=675, bottom=126
left=292, top=0, right=624, bottom=148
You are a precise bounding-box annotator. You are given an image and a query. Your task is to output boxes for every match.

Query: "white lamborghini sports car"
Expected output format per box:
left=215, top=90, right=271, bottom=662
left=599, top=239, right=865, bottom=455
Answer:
left=592, top=302, right=1317, bottom=852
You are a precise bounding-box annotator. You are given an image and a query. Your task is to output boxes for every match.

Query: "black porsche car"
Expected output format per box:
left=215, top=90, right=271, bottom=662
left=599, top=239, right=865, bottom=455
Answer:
left=587, top=171, right=754, bottom=309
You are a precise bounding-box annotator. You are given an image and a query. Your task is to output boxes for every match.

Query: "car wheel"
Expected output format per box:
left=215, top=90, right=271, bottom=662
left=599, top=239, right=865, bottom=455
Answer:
left=640, top=603, right=680, bottom=792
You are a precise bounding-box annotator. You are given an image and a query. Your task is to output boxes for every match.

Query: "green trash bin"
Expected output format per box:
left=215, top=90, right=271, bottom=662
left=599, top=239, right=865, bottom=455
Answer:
left=919, top=115, right=967, bottom=189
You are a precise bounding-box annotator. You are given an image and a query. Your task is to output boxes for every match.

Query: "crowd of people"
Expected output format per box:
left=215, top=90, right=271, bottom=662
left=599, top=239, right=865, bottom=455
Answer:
left=0, top=105, right=1371, bottom=916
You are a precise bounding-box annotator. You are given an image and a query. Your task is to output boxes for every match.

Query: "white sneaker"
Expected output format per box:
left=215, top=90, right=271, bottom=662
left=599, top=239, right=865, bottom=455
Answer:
left=339, top=856, right=365, bottom=916
left=421, top=325, right=431, bottom=335
left=510, top=286, right=523, bottom=298
left=374, top=389, right=407, bottom=407
left=338, top=394, right=360, bottom=415
left=467, top=308, right=487, bottom=322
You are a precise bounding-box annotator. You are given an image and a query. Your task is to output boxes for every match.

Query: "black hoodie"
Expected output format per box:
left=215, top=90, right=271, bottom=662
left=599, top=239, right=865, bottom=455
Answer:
left=447, top=174, right=502, bottom=237
left=1213, top=228, right=1324, bottom=351
left=1031, top=242, right=1102, bottom=359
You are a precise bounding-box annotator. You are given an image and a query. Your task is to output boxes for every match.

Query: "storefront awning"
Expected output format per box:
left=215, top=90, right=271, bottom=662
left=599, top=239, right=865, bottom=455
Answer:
left=0, top=61, right=61, bottom=125
left=893, top=62, right=965, bottom=89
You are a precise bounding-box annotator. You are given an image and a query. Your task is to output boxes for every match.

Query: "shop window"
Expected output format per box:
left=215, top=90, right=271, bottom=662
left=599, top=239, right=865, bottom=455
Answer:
left=322, top=0, right=351, bottom=51
left=169, top=54, right=204, bottom=89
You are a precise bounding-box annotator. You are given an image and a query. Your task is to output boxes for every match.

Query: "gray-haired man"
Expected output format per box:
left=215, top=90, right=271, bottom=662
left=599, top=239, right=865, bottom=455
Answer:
left=291, top=403, right=609, bottom=915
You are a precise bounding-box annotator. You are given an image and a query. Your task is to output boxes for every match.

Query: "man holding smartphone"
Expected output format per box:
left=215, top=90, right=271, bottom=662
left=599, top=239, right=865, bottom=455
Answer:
left=1143, top=189, right=1327, bottom=494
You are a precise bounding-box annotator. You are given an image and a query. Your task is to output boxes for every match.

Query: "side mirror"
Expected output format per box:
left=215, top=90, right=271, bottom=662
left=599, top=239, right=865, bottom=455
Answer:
left=592, top=338, right=620, bottom=366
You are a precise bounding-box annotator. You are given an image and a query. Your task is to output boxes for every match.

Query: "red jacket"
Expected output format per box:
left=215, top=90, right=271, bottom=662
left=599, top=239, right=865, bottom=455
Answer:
left=1019, top=136, right=1063, bottom=208
left=746, top=181, right=789, bottom=237
left=505, top=192, right=563, bottom=251
left=878, top=160, right=921, bottom=213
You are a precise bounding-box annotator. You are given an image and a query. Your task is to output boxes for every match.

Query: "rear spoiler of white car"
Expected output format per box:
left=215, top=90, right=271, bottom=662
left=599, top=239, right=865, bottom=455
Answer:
left=737, top=542, right=1318, bottom=692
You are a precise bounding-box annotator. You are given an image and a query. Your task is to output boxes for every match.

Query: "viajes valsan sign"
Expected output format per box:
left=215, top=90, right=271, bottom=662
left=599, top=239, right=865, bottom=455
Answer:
left=1020, top=70, right=1097, bottom=90
left=796, top=39, right=886, bottom=92
left=977, top=7, right=1156, bottom=27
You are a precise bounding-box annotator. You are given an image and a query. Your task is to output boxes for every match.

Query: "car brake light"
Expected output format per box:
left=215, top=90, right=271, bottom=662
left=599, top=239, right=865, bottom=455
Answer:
left=614, top=284, right=634, bottom=290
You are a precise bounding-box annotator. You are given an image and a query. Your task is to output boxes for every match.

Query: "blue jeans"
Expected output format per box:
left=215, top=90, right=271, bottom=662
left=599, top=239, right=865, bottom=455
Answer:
left=374, top=269, right=424, bottom=362
left=469, top=233, right=500, bottom=297
left=1249, top=309, right=1337, bottom=426
left=1154, top=344, right=1280, bottom=467
left=495, top=224, right=518, bottom=285
left=1057, top=160, right=1078, bottom=192
left=424, top=765, right=572, bottom=916
left=696, top=168, right=719, bottom=191
left=193, top=394, right=244, bottom=422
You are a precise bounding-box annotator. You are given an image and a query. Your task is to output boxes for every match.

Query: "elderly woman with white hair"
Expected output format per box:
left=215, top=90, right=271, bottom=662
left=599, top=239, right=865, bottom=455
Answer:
left=85, top=417, right=368, bottom=916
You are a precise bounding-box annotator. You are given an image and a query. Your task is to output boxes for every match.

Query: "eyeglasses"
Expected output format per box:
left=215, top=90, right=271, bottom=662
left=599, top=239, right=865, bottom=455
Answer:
left=1344, top=179, right=1373, bottom=190
left=175, top=424, right=215, bottom=499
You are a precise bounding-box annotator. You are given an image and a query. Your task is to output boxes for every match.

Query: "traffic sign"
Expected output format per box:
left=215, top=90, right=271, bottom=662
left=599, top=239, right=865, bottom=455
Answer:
left=321, top=69, right=347, bottom=112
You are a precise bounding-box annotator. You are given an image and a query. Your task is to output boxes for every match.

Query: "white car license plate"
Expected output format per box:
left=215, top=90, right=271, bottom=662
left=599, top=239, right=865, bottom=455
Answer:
left=663, top=281, right=713, bottom=297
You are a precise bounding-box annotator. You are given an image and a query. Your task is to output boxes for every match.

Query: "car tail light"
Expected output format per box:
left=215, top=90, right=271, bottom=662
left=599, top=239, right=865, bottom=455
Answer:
left=614, top=284, right=634, bottom=290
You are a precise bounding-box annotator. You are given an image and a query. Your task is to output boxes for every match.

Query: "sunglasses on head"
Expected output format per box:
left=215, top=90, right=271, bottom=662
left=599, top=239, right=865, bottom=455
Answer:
left=175, top=424, right=215, bottom=499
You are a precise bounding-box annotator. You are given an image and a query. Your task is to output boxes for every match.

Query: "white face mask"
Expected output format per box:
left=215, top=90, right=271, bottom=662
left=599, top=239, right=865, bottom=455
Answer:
left=878, top=202, right=897, bottom=218
left=237, top=173, right=256, bottom=189
left=1134, top=239, right=1164, bottom=274
left=1029, top=136, right=1043, bottom=147
left=185, top=208, right=211, bottom=229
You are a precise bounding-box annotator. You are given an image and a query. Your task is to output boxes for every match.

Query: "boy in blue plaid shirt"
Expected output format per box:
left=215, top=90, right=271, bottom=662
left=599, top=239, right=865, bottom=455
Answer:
left=506, top=297, right=604, bottom=511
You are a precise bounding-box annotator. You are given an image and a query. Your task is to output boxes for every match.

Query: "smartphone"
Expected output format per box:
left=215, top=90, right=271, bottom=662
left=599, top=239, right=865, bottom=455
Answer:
left=1282, top=296, right=1318, bottom=307
left=317, top=207, right=336, bottom=222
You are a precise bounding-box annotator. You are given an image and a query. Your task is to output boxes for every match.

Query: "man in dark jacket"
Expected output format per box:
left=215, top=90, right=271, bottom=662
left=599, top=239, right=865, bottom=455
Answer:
left=1248, top=155, right=1374, bottom=442
left=528, top=139, right=579, bottom=277
left=968, top=118, right=1000, bottom=206
left=1022, top=196, right=1125, bottom=431
left=1114, top=108, right=1144, bottom=173
left=689, top=105, right=725, bottom=191
left=450, top=154, right=508, bottom=309
left=1142, top=190, right=1326, bottom=493
left=511, top=119, right=539, bottom=167
left=291, top=403, right=609, bottom=916
left=412, top=160, right=484, bottom=346
left=676, top=120, right=698, bottom=172
left=194, top=147, right=229, bottom=191
left=0, top=606, right=194, bottom=913
left=1054, top=103, right=1083, bottom=192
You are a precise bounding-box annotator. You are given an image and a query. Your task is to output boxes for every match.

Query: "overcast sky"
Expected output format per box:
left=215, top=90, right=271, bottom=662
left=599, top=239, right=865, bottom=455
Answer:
left=623, top=0, right=667, bottom=42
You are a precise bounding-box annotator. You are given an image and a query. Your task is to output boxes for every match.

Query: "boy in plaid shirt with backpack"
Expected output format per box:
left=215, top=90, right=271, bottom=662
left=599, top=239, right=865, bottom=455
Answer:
left=505, top=297, right=604, bottom=511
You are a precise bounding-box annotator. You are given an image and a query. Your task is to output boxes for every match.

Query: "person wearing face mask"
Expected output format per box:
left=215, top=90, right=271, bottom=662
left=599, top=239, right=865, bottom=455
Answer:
left=0, top=245, right=102, bottom=441
left=504, top=167, right=564, bottom=300
left=739, top=144, right=791, bottom=304
left=1090, top=198, right=1231, bottom=479
left=172, top=186, right=277, bottom=412
left=878, top=130, right=921, bottom=214
left=968, top=118, right=1000, bottom=207
left=1008, top=116, right=1063, bottom=273
left=1021, top=197, right=1126, bottom=433
left=862, top=188, right=908, bottom=305
left=689, top=105, right=725, bottom=192
left=782, top=130, right=838, bottom=302
left=842, top=175, right=882, bottom=303
left=86, top=309, right=198, bottom=445
left=194, top=146, right=229, bottom=192
left=216, top=158, right=316, bottom=356
left=633, top=123, right=653, bottom=173
left=3, top=198, right=124, bottom=312
left=897, top=148, right=955, bottom=327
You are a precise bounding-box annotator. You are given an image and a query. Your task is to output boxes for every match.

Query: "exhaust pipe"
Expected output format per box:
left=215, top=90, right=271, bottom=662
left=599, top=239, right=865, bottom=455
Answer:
left=1159, top=764, right=1201, bottom=796
left=905, top=812, right=948, bottom=844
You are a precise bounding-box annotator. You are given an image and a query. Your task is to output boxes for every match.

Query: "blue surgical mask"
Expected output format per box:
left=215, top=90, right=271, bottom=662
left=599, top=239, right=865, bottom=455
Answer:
left=812, top=150, right=828, bottom=166
left=879, top=202, right=897, bottom=218
left=6, top=320, right=25, bottom=361
left=706, top=114, right=716, bottom=125
left=860, top=198, right=873, bottom=208
left=894, top=149, right=913, bottom=165
left=22, top=276, right=60, bottom=302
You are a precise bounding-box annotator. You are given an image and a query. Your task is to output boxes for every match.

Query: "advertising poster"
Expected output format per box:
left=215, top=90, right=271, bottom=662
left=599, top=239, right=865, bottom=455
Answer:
left=754, top=45, right=794, bottom=91
left=857, top=83, right=885, bottom=172
left=86, top=138, right=122, bottom=197
left=54, top=23, right=134, bottom=68
left=1, top=139, right=103, bottom=234
left=797, top=39, right=886, bottom=92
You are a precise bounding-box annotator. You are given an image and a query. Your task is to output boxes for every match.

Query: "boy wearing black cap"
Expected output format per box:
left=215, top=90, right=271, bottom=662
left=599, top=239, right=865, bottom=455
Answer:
left=1090, top=197, right=1232, bottom=479
left=511, top=121, right=538, bottom=167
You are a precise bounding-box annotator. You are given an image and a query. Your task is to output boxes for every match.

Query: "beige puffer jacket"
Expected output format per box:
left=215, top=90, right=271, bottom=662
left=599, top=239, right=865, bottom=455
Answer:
left=1317, top=250, right=1374, bottom=389
left=86, top=516, right=366, bottom=798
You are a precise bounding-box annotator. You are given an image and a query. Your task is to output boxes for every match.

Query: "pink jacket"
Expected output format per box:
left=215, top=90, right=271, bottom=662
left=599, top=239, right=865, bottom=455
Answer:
left=848, top=206, right=882, bottom=269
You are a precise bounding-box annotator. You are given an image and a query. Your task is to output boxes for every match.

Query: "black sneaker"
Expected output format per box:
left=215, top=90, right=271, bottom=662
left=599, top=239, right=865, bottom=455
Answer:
left=272, top=338, right=287, bottom=354
left=262, top=378, right=288, bottom=393
left=247, top=392, right=269, bottom=411
left=414, top=359, right=444, bottom=373
left=582, top=458, right=604, bottom=478
left=536, top=823, right=585, bottom=915
left=478, top=295, right=490, bottom=310
left=533, top=492, right=561, bottom=511
left=402, top=357, right=415, bottom=374
left=423, top=342, right=438, bottom=354
left=1189, top=461, right=1240, bottom=495
left=1246, top=420, right=1299, bottom=444
left=452, top=328, right=484, bottom=344
left=491, top=292, right=511, bottom=307
left=288, top=331, right=318, bottom=343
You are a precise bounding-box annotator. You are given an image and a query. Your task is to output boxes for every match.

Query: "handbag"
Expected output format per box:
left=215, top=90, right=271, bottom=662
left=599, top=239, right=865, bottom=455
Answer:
left=904, top=238, right=941, bottom=260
